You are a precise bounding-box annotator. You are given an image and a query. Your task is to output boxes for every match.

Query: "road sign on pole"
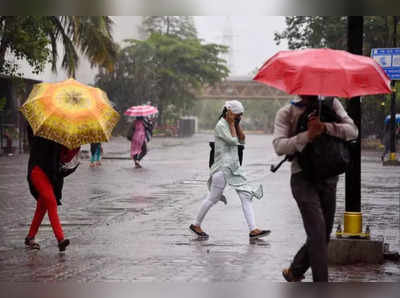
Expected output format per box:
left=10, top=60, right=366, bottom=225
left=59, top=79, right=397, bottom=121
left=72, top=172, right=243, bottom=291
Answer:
left=372, top=48, right=400, bottom=165
left=371, top=48, right=400, bottom=80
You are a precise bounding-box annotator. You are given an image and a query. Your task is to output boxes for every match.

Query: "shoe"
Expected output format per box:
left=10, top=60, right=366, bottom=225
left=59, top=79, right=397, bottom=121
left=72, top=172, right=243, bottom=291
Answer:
left=58, top=239, right=70, bottom=252
left=219, top=195, right=227, bottom=205
left=25, top=237, right=40, bottom=250
left=189, top=224, right=209, bottom=238
left=134, top=161, right=142, bottom=168
left=249, top=229, right=271, bottom=239
left=282, top=268, right=305, bottom=282
left=89, top=163, right=95, bottom=168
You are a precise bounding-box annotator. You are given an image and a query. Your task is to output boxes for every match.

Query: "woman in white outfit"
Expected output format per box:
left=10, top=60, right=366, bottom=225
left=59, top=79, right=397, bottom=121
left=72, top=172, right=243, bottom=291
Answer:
left=190, top=100, right=270, bottom=239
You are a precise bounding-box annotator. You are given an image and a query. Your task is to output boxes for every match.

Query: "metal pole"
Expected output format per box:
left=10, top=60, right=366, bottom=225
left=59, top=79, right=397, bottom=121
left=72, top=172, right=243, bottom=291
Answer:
left=345, top=16, right=363, bottom=213
left=389, top=17, right=398, bottom=159
left=0, top=112, right=2, bottom=153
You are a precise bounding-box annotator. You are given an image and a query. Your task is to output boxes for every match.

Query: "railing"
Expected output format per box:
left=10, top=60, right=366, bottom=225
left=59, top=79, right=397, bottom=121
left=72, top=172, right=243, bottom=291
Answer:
left=153, top=124, right=178, bottom=137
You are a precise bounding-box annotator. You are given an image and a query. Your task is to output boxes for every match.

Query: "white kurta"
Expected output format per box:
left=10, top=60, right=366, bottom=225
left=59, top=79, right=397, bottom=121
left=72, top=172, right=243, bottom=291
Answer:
left=209, top=118, right=263, bottom=200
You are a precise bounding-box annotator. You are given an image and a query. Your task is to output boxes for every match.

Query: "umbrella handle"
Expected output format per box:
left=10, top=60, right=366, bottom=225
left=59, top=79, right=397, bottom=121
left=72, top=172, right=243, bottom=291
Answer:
left=317, top=96, right=323, bottom=121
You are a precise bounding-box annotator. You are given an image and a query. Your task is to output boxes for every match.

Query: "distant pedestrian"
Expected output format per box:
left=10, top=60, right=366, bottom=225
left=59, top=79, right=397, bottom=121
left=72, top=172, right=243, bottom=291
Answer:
left=25, top=125, right=80, bottom=252
left=130, top=116, right=154, bottom=168
left=381, top=122, right=400, bottom=161
left=273, top=95, right=358, bottom=282
left=90, top=143, right=102, bottom=167
left=189, top=100, right=270, bottom=240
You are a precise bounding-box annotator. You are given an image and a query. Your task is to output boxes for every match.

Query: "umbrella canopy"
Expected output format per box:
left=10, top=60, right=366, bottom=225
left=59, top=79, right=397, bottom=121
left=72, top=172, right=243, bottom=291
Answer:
left=384, top=114, right=400, bottom=124
left=253, top=48, right=392, bottom=98
left=20, top=78, right=120, bottom=149
left=124, top=105, right=158, bottom=117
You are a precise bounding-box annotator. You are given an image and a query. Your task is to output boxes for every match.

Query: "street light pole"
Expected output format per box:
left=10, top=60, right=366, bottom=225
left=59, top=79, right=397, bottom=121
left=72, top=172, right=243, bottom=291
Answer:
left=389, top=16, right=398, bottom=161
left=343, top=16, right=364, bottom=237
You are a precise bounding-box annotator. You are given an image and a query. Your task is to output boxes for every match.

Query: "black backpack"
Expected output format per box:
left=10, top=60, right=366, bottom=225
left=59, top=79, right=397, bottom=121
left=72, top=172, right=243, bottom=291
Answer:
left=271, top=98, right=355, bottom=181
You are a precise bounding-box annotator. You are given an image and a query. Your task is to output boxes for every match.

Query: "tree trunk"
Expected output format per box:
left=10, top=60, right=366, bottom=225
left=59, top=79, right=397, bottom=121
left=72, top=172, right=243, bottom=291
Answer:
left=0, top=34, right=9, bottom=73
left=0, top=17, right=13, bottom=73
left=157, top=102, right=164, bottom=126
left=166, top=17, right=170, bottom=35
left=384, top=16, right=389, bottom=47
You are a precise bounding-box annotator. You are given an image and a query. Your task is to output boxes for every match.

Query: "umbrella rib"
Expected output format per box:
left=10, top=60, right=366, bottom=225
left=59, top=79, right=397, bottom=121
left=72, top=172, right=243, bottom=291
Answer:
left=31, top=104, right=58, bottom=135
left=68, top=107, right=108, bottom=147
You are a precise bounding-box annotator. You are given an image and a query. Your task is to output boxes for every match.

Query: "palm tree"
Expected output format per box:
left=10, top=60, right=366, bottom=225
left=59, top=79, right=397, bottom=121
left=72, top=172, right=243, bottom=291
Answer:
left=47, top=16, right=117, bottom=76
left=0, top=16, right=118, bottom=77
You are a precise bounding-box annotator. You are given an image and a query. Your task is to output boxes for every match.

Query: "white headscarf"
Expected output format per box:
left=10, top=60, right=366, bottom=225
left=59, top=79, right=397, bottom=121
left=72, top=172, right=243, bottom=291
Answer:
left=224, top=100, right=244, bottom=114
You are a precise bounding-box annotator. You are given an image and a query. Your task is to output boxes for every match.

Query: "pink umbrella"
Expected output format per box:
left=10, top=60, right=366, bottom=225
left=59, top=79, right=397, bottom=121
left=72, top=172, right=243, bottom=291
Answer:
left=124, top=105, right=158, bottom=117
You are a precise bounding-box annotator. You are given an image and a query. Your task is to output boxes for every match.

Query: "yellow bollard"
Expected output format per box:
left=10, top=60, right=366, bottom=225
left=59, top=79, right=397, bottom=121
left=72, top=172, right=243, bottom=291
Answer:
left=343, top=212, right=362, bottom=235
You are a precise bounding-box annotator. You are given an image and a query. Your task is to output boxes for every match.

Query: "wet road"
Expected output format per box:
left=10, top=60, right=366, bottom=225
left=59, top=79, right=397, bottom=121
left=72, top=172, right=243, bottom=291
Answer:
left=0, top=134, right=399, bottom=282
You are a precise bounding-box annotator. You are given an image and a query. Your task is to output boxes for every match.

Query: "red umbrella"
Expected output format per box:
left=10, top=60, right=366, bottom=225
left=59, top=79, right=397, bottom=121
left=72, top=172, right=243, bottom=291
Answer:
left=124, top=105, right=158, bottom=117
left=253, top=48, right=392, bottom=98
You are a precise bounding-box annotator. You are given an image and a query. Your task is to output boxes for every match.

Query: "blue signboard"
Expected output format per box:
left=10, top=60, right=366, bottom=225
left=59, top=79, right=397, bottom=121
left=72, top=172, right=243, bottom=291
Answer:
left=371, top=48, right=400, bottom=80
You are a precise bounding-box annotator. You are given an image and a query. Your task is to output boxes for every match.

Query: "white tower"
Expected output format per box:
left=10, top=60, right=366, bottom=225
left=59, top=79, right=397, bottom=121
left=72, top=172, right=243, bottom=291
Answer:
left=221, top=17, right=235, bottom=76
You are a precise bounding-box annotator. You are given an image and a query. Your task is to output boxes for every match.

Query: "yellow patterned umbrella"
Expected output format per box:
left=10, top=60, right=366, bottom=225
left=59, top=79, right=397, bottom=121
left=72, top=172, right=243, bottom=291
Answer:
left=20, top=78, right=120, bottom=149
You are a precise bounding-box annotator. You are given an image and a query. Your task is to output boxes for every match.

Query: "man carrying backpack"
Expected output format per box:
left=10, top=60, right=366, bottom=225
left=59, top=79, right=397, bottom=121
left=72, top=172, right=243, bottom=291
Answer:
left=273, top=95, right=358, bottom=282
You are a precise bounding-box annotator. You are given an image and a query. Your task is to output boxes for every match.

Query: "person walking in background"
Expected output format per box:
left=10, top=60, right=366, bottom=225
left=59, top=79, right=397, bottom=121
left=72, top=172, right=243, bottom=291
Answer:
left=130, top=116, right=154, bottom=168
left=273, top=95, right=358, bottom=282
left=90, top=143, right=102, bottom=167
left=189, top=100, right=270, bottom=240
left=25, top=125, right=80, bottom=252
left=381, top=122, right=391, bottom=161
left=381, top=121, right=400, bottom=161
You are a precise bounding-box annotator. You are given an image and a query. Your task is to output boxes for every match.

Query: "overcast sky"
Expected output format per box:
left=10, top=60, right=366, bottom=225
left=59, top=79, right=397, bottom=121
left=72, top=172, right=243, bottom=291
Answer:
left=194, top=16, right=288, bottom=77
left=110, top=16, right=289, bottom=79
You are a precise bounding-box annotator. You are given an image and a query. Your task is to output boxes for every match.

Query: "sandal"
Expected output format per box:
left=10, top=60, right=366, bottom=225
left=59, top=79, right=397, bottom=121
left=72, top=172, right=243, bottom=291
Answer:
left=282, top=268, right=305, bottom=282
left=189, top=224, right=209, bottom=238
left=58, top=239, right=70, bottom=252
left=249, top=229, right=271, bottom=239
left=24, top=237, right=40, bottom=250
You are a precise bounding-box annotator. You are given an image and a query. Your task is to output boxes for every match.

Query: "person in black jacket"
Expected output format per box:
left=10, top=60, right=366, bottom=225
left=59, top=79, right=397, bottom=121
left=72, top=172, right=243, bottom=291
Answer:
left=25, top=125, right=79, bottom=252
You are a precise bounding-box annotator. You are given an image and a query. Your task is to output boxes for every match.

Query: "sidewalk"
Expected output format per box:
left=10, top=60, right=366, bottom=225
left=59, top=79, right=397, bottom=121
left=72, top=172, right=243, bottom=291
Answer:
left=80, top=136, right=189, bottom=160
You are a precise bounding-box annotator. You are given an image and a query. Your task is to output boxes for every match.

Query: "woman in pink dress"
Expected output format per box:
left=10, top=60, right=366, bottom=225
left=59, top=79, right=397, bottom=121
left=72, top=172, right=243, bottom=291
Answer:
left=130, top=117, right=153, bottom=168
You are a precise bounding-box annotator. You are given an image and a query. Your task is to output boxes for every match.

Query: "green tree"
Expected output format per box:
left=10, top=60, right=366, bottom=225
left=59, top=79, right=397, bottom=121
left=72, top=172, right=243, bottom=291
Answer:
left=96, top=33, right=229, bottom=126
left=0, top=17, right=51, bottom=76
left=0, top=16, right=117, bottom=78
left=274, top=16, right=399, bottom=55
left=140, top=16, right=197, bottom=39
left=96, top=40, right=158, bottom=114
left=274, top=16, right=348, bottom=50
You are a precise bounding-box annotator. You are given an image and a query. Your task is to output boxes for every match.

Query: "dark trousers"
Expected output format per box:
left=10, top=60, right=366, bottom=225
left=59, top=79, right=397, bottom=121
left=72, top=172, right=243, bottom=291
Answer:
left=289, top=171, right=338, bottom=282
left=134, top=142, right=147, bottom=161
